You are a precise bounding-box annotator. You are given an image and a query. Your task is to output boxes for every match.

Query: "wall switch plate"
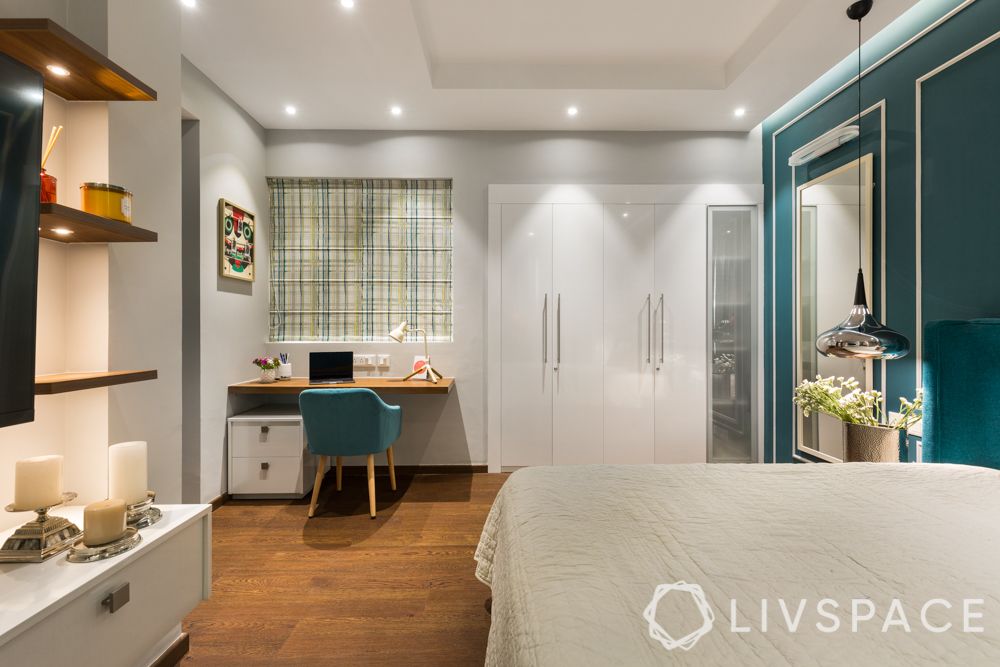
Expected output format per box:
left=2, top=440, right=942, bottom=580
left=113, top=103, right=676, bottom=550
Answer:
left=377, top=354, right=390, bottom=368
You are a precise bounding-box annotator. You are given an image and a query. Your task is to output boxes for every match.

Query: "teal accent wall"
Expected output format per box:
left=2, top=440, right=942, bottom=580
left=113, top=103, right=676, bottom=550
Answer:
left=762, top=0, right=1000, bottom=463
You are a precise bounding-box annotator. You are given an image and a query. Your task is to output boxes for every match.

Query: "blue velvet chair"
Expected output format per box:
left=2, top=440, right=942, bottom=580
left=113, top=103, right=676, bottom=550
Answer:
left=299, top=389, right=402, bottom=518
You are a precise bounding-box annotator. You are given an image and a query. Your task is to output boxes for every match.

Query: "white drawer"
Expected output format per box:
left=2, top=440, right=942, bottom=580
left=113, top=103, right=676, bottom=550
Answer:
left=0, top=516, right=208, bottom=667
left=230, top=456, right=311, bottom=495
left=230, top=419, right=303, bottom=458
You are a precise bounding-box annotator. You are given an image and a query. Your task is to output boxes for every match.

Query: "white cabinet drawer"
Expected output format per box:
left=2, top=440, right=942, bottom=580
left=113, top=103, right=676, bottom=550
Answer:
left=230, top=456, right=311, bottom=495
left=0, top=515, right=208, bottom=667
left=231, top=420, right=303, bottom=458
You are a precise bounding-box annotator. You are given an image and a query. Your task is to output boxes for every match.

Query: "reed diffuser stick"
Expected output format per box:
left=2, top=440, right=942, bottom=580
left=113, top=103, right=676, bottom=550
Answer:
left=41, top=125, right=63, bottom=170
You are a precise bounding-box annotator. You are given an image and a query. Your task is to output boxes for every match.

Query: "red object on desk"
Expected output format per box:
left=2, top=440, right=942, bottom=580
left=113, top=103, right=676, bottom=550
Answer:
left=40, top=169, right=57, bottom=203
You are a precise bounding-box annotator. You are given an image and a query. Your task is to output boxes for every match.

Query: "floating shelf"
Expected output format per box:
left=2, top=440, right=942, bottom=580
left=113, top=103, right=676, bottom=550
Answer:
left=0, top=19, right=156, bottom=101
left=39, top=203, right=157, bottom=243
left=35, top=370, right=158, bottom=395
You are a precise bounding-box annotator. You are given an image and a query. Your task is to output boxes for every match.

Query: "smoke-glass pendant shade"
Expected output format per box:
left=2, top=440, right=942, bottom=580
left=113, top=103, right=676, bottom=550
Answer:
left=816, top=270, right=911, bottom=360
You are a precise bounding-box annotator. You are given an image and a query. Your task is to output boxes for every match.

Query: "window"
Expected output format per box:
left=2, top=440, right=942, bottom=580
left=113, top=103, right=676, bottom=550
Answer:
left=268, top=178, right=453, bottom=342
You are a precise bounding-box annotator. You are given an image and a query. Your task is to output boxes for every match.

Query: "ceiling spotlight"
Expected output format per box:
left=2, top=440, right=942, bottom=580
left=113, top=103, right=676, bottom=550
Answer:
left=284, top=105, right=297, bottom=116
left=390, top=105, right=403, bottom=117
left=566, top=106, right=579, bottom=117
left=46, top=65, right=70, bottom=77
left=180, top=0, right=196, bottom=7
left=340, top=0, right=355, bottom=8
left=734, top=106, right=747, bottom=118
left=52, top=228, right=74, bottom=236
left=623, top=212, right=629, bottom=218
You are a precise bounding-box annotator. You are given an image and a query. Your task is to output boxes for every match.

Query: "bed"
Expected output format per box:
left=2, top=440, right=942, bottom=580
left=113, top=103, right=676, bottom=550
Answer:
left=477, top=321, right=1000, bottom=665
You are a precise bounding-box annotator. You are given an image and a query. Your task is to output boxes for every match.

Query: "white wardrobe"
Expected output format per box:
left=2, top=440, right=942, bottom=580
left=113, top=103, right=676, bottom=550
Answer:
left=487, top=185, right=762, bottom=471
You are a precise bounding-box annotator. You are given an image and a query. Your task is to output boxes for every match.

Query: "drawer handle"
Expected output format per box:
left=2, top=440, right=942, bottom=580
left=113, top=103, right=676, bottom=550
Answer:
left=102, top=583, right=130, bottom=614
left=261, top=462, right=270, bottom=471
left=260, top=425, right=270, bottom=435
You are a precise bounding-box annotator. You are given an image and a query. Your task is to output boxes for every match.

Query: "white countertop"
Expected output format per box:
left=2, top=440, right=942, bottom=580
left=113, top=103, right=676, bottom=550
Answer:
left=0, top=503, right=211, bottom=648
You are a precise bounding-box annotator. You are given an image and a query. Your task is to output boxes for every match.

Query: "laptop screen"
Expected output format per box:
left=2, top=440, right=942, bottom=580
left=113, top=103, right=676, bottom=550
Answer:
left=309, top=351, right=354, bottom=383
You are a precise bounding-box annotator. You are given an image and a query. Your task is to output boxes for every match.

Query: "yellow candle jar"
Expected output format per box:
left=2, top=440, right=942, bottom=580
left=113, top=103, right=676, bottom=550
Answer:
left=80, top=182, right=133, bottom=224
left=83, top=499, right=127, bottom=547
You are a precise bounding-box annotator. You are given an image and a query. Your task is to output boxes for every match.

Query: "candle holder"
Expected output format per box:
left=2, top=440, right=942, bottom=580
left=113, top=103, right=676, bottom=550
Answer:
left=126, top=491, right=161, bottom=529
left=67, top=527, right=141, bottom=564
left=0, top=492, right=82, bottom=563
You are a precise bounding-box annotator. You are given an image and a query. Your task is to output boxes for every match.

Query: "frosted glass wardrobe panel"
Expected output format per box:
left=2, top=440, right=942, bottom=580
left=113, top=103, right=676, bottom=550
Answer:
left=552, top=204, right=604, bottom=465
left=708, top=206, right=756, bottom=463
left=500, top=204, right=553, bottom=467
left=654, top=204, right=708, bottom=464
left=603, top=204, right=655, bottom=464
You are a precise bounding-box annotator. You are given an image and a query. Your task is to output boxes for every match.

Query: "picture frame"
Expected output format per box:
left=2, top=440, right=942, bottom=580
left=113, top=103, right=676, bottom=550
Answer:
left=219, top=198, right=256, bottom=282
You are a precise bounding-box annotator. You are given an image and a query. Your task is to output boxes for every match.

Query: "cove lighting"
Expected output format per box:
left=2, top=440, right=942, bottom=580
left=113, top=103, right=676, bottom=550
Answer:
left=46, top=65, right=70, bottom=77
left=340, top=0, right=355, bottom=8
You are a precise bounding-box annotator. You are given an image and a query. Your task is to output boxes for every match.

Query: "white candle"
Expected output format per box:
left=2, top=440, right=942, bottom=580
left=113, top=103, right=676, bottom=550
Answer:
left=83, top=498, right=127, bottom=547
left=13, top=455, right=63, bottom=510
left=108, top=441, right=148, bottom=505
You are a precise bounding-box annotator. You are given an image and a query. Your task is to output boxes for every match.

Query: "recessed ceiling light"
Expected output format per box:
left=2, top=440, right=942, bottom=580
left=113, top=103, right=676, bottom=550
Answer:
left=390, top=105, right=403, bottom=117
left=734, top=106, right=747, bottom=118
left=52, top=228, right=74, bottom=236
left=566, top=106, right=579, bottom=117
left=285, top=105, right=297, bottom=116
left=46, top=65, right=70, bottom=77
left=180, top=0, right=196, bottom=7
left=623, top=212, right=629, bottom=218
left=340, top=0, right=355, bottom=8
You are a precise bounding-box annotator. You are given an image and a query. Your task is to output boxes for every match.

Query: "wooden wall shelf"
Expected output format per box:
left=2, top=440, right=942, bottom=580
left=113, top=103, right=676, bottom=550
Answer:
left=0, top=19, right=156, bottom=101
left=40, top=203, right=157, bottom=243
left=35, top=370, right=158, bottom=395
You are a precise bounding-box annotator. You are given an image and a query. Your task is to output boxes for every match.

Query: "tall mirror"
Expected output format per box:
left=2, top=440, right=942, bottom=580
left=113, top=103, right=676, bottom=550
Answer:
left=796, top=154, right=874, bottom=462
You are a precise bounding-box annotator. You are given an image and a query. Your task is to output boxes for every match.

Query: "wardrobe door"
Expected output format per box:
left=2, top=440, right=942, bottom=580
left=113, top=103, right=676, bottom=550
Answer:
left=603, top=204, right=655, bottom=464
left=653, top=204, right=708, bottom=464
left=552, top=204, right=604, bottom=465
left=500, top=204, right=553, bottom=467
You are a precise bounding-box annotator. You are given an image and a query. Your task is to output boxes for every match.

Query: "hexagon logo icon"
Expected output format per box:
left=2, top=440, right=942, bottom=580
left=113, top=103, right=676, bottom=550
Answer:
left=642, top=581, right=715, bottom=651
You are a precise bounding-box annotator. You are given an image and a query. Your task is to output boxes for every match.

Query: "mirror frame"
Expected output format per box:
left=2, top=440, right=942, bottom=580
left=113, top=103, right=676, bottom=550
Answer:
left=794, top=153, right=874, bottom=462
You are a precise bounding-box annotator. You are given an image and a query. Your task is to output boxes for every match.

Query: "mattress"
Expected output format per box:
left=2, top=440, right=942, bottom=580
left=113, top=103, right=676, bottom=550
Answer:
left=476, top=464, right=1000, bottom=665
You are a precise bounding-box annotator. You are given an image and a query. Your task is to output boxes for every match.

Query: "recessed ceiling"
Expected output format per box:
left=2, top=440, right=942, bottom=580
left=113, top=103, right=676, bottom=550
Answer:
left=181, top=0, right=917, bottom=131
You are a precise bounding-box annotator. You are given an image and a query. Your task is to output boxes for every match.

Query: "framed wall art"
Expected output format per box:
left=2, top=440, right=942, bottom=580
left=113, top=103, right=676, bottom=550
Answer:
left=219, top=198, right=255, bottom=282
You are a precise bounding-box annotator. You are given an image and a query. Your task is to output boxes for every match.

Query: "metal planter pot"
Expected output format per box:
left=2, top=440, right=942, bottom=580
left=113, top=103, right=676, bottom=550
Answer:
left=843, top=423, right=904, bottom=463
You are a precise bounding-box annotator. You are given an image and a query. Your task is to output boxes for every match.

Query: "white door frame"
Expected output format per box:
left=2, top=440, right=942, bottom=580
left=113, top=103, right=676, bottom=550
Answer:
left=487, top=184, right=765, bottom=473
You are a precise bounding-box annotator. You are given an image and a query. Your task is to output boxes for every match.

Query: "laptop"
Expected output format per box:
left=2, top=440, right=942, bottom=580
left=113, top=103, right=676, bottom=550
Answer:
left=309, top=351, right=355, bottom=385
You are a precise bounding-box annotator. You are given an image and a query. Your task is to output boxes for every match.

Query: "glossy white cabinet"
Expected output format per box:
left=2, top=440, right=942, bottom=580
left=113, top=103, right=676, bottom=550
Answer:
left=552, top=204, right=604, bottom=465
left=228, top=407, right=317, bottom=498
left=500, top=204, right=553, bottom=467
left=654, top=205, right=708, bottom=463
left=603, top=204, right=655, bottom=464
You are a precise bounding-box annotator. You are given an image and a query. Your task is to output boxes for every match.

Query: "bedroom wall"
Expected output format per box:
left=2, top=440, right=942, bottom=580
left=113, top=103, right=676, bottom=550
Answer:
left=762, top=0, right=1000, bottom=463
left=265, top=129, right=763, bottom=467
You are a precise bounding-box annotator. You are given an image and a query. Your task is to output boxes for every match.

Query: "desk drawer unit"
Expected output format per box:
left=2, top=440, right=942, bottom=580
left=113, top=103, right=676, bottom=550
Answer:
left=228, top=410, right=316, bottom=498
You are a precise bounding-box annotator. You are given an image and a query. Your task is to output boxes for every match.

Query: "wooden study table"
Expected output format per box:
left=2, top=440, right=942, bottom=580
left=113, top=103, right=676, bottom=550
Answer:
left=228, top=376, right=454, bottom=396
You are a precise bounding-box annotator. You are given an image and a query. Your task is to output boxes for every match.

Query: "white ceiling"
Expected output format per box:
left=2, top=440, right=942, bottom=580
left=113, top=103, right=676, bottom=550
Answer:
left=180, top=0, right=917, bottom=131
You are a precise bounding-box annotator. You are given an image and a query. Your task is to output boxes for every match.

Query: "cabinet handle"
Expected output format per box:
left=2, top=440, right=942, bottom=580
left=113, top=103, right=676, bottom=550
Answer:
left=260, top=462, right=270, bottom=471
left=260, top=425, right=269, bottom=435
left=646, top=294, right=652, bottom=364
left=542, top=293, right=548, bottom=365
left=555, top=293, right=561, bottom=370
left=102, top=583, right=130, bottom=614
left=658, top=293, right=665, bottom=368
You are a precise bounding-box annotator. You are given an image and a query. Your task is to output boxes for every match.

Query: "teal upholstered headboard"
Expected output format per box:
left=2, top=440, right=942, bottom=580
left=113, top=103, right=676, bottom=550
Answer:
left=922, top=319, right=1000, bottom=468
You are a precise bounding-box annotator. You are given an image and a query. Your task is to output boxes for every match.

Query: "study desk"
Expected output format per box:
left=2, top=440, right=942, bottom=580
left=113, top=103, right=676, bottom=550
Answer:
left=228, top=376, right=454, bottom=396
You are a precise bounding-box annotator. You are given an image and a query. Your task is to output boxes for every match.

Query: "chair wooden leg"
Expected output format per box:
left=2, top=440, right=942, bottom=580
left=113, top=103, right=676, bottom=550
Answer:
left=308, top=455, right=327, bottom=518
left=366, top=454, right=376, bottom=519
left=335, top=456, right=343, bottom=491
left=386, top=447, right=397, bottom=491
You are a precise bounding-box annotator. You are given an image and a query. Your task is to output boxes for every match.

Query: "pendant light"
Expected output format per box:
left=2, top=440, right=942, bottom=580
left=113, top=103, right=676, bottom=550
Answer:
left=815, top=0, right=910, bottom=361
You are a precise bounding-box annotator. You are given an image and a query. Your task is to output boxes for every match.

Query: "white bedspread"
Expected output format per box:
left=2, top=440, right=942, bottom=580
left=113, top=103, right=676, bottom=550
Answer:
left=475, top=464, right=1000, bottom=665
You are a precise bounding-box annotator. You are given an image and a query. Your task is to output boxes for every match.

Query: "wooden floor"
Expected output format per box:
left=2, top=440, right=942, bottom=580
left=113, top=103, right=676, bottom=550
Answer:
left=182, top=471, right=506, bottom=666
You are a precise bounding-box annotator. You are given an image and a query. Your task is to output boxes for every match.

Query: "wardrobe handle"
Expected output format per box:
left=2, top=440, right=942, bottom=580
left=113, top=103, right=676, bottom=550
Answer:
left=555, top=294, right=561, bottom=371
left=658, top=293, right=665, bottom=367
left=542, top=294, right=548, bottom=364
left=646, top=294, right=652, bottom=364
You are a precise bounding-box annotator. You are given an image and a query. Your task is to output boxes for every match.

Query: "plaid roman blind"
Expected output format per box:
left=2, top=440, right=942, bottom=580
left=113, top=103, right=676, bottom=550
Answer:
left=268, top=178, right=453, bottom=342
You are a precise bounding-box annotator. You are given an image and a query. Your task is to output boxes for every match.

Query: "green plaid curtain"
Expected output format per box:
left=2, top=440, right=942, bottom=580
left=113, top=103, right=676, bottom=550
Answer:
left=268, top=178, right=453, bottom=342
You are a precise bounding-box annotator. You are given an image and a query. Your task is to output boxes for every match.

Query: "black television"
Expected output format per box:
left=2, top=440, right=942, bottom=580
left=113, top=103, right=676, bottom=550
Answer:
left=0, top=54, right=42, bottom=428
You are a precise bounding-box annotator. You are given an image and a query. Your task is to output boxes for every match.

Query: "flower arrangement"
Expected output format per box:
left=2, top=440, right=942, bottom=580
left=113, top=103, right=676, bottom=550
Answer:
left=252, top=356, right=281, bottom=370
left=793, top=376, right=922, bottom=430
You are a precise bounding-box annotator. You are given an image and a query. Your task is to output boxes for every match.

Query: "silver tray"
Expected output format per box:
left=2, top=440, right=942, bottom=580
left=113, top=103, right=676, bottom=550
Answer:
left=67, top=527, right=141, bottom=563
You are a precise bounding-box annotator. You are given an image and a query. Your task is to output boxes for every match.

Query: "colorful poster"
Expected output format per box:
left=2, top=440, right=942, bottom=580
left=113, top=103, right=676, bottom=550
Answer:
left=219, top=199, right=255, bottom=282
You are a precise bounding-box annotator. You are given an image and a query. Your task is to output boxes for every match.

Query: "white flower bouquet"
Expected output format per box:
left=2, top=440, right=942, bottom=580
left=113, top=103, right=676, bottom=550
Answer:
left=793, top=376, right=922, bottom=430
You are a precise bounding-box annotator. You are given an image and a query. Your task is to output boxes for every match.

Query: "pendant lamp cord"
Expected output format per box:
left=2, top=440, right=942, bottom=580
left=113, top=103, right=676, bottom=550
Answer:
left=857, top=16, right=863, bottom=273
